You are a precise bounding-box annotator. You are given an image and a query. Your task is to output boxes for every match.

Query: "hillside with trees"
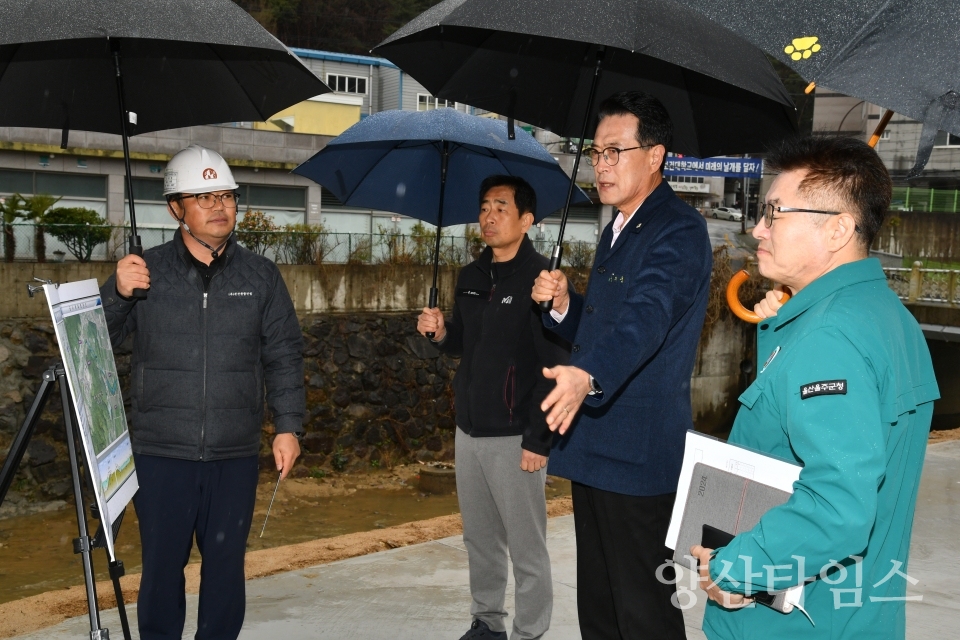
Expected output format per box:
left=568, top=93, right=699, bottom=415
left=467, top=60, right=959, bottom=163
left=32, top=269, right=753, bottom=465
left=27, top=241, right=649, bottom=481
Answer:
left=234, top=0, right=440, bottom=54
left=236, top=0, right=811, bottom=132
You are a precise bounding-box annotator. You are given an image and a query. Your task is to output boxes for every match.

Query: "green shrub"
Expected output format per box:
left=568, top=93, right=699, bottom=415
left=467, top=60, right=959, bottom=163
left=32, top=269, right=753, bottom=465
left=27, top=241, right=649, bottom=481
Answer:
left=43, top=207, right=111, bottom=262
left=275, top=222, right=340, bottom=264
left=0, top=194, right=25, bottom=263
left=562, top=240, right=597, bottom=269
left=236, top=210, right=278, bottom=255
left=347, top=236, right=372, bottom=264
left=19, top=194, right=60, bottom=262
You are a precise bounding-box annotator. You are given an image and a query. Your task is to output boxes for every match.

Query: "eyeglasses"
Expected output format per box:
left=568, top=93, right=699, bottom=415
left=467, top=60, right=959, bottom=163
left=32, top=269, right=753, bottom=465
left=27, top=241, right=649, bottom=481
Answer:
left=760, top=202, right=844, bottom=228
left=181, top=192, right=241, bottom=209
left=584, top=145, right=652, bottom=167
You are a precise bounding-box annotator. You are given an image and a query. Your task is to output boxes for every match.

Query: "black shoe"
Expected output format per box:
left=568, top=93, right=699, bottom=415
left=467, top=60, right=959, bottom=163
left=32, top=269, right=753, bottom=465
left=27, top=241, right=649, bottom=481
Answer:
left=458, top=619, right=507, bottom=640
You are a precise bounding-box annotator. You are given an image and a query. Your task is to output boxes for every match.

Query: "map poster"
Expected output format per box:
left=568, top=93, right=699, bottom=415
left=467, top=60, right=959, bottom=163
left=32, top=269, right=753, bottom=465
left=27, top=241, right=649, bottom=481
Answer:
left=44, top=279, right=138, bottom=561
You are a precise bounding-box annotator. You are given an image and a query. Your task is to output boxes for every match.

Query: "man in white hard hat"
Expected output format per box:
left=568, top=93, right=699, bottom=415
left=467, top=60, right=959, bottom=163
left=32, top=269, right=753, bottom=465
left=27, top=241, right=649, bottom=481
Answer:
left=100, top=145, right=305, bottom=640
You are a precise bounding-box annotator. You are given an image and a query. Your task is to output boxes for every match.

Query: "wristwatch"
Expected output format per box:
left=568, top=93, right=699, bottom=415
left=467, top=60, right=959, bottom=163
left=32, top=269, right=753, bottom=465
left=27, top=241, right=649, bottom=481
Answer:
left=588, top=375, right=602, bottom=396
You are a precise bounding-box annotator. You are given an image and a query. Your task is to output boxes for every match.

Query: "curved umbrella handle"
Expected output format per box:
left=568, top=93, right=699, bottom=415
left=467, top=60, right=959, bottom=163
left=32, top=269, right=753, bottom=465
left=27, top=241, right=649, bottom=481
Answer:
left=726, top=270, right=791, bottom=323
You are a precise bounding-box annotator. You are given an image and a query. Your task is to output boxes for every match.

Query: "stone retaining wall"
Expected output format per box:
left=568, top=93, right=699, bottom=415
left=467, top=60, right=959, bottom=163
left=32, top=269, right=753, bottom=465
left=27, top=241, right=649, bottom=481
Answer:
left=0, top=312, right=460, bottom=509
left=0, top=259, right=755, bottom=512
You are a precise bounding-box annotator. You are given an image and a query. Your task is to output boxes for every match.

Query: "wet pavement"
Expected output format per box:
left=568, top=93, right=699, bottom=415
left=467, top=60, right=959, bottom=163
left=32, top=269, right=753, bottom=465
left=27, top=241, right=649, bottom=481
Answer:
left=10, top=440, right=959, bottom=639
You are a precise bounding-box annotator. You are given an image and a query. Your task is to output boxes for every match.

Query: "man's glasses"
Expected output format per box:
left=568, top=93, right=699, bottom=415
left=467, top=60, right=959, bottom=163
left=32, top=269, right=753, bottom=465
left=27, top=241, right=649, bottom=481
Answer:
left=584, top=145, right=652, bottom=167
left=760, top=202, right=844, bottom=228
left=182, top=192, right=241, bottom=209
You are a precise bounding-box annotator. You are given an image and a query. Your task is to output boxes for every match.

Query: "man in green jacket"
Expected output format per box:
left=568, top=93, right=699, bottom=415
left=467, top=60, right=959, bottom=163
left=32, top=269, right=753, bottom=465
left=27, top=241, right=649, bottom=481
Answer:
left=691, top=135, right=939, bottom=639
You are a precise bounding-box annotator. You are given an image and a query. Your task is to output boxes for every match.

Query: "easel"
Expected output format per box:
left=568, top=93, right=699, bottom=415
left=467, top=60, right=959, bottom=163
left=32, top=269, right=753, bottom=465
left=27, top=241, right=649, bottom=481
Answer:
left=0, top=364, right=133, bottom=640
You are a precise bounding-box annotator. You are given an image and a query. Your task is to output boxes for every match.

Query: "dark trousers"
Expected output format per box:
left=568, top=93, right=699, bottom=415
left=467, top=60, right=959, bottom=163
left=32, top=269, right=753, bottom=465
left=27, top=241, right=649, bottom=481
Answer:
left=133, top=453, right=259, bottom=640
left=572, top=482, right=686, bottom=640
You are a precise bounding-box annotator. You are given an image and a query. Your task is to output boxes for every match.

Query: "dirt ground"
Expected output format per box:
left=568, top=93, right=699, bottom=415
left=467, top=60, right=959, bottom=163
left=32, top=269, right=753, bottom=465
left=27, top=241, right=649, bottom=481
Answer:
left=928, top=425, right=960, bottom=444
left=0, top=463, right=572, bottom=639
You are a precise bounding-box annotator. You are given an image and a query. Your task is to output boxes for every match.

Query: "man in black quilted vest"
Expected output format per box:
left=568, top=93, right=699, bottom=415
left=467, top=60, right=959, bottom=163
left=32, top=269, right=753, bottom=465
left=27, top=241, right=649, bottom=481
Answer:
left=100, top=145, right=304, bottom=640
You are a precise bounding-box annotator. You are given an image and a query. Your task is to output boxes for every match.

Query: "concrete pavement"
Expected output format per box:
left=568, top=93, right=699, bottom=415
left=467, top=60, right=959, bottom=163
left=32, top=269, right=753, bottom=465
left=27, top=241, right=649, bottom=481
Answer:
left=13, top=440, right=960, bottom=639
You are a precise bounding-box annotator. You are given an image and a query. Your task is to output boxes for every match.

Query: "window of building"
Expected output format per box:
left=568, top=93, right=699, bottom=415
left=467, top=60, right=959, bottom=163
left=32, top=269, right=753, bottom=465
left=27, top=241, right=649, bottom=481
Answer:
left=327, top=74, right=367, bottom=95
left=667, top=175, right=705, bottom=184
left=0, top=169, right=106, bottom=199
left=244, top=185, right=306, bottom=210
left=238, top=184, right=306, bottom=226
left=934, top=131, right=960, bottom=146
left=0, top=169, right=33, bottom=194
left=125, top=178, right=165, bottom=202
left=36, top=173, right=106, bottom=199
left=417, top=94, right=454, bottom=111
left=321, top=187, right=344, bottom=208
left=123, top=178, right=171, bottom=226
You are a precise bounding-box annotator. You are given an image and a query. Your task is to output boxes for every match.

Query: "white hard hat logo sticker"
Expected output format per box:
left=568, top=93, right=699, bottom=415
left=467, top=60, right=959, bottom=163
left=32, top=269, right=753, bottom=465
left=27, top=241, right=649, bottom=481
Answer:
left=164, top=172, right=178, bottom=190
left=202, top=168, right=218, bottom=180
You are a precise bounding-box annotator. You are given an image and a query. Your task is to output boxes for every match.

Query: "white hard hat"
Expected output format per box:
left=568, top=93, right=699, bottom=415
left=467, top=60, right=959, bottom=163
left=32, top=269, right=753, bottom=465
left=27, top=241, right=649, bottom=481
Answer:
left=163, top=145, right=238, bottom=195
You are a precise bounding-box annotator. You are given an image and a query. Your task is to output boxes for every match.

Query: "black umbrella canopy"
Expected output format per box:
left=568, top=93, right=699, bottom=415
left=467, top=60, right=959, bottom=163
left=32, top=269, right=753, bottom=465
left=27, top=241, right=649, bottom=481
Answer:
left=0, top=0, right=329, bottom=136
left=674, top=0, right=960, bottom=136
left=375, top=0, right=797, bottom=157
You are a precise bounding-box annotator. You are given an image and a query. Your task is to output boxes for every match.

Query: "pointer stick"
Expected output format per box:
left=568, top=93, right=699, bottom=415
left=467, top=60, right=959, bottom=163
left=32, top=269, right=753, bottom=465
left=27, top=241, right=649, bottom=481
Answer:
left=259, top=472, right=282, bottom=538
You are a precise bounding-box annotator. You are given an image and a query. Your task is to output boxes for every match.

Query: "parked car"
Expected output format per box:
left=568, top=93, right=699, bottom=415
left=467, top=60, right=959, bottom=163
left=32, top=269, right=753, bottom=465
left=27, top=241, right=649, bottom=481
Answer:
left=710, top=206, right=743, bottom=221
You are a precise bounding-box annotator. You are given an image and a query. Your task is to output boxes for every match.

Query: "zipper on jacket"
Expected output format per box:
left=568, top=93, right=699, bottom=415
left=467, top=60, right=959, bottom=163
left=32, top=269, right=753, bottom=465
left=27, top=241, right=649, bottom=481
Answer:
left=200, top=291, right=208, bottom=459
left=503, top=365, right=516, bottom=426
left=199, top=264, right=225, bottom=460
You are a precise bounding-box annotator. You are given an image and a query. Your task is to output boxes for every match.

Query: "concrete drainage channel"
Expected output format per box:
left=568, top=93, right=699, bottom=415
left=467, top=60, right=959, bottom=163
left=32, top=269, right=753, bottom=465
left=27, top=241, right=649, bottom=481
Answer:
left=419, top=462, right=457, bottom=494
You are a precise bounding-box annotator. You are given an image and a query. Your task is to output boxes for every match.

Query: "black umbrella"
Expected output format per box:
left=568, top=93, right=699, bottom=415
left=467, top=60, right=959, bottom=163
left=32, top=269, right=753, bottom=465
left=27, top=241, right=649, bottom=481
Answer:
left=0, top=0, right=330, bottom=294
left=374, top=0, right=797, bottom=308
left=672, top=0, right=960, bottom=176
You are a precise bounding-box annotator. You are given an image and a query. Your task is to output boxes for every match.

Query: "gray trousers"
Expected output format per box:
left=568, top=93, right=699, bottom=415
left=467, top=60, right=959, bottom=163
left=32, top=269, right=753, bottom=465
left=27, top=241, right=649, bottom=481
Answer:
left=455, top=429, right=553, bottom=640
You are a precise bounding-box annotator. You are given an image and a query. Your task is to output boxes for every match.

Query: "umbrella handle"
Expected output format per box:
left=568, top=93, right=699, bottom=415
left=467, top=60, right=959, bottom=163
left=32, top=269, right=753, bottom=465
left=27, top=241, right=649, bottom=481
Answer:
left=128, top=236, right=148, bottom=300
left=538, top=247, right=562, bottom=312
left=726, top=270, right=790, bottom=323
left=426, top=287, right=438, bottom=339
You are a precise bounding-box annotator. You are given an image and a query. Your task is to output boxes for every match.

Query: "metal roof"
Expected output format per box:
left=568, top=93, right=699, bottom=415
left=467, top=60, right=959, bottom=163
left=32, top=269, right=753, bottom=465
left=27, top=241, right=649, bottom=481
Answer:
left=291, top=48, right=399, bottom=69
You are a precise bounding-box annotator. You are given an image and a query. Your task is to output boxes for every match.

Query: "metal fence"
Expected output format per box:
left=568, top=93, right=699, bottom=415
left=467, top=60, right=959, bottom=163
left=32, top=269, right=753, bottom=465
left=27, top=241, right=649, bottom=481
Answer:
left=4, top=222, right=958, bottom=306
left=1, top=222, right=598, bottom=267
left=1, top=222, right=128, bottom=263
left=883, top=264, right=960, bottom=305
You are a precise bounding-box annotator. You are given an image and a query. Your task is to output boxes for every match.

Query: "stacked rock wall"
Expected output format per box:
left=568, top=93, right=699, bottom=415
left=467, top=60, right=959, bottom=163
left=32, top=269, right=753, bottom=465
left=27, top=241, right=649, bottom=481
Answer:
left=0, top=313, right=458, bottom=508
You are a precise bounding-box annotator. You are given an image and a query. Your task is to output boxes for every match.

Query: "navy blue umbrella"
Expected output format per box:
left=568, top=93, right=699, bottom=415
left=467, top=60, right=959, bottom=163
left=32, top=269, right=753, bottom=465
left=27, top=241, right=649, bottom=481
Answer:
left=293, top=107, right=590, bottom=327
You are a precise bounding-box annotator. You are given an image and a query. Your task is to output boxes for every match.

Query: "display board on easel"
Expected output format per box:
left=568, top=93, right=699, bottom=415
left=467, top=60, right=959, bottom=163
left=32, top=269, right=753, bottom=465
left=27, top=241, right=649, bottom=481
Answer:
left=45, top=279, right=138, bottom=560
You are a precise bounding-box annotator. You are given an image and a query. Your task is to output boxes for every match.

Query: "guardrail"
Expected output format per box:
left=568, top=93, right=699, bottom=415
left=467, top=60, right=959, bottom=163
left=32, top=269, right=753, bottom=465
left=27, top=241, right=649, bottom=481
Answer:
left=883, top=263, right=960, bottom=306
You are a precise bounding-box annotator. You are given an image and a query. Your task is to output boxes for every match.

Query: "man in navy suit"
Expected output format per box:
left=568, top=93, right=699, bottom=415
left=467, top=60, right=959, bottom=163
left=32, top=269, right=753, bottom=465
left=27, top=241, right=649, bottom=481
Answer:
left=532, top=91, right=712, bottom=639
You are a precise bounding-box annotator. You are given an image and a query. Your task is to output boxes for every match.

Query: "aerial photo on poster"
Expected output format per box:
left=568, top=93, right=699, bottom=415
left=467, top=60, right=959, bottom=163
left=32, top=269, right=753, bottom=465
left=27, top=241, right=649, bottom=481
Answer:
left=45, top=279, right=138, bottom=558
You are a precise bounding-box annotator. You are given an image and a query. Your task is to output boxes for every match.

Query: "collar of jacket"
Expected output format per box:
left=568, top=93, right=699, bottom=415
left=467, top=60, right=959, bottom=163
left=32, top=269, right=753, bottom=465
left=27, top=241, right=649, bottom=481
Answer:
left=598, top=180, right=676, bottom=255
left=618, top=179, right=676, bottom=233
left=173, top=228, right=236, bottom=271
left=474, top=233, right=537, bottom=279
left=768, top=257, right=887, bottom=331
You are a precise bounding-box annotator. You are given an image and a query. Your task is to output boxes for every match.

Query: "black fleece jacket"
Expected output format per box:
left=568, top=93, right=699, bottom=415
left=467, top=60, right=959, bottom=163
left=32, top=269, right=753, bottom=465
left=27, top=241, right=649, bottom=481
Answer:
left=100, top=233, right=304, bottom=461
left=435, top=235, right=571, bottom=456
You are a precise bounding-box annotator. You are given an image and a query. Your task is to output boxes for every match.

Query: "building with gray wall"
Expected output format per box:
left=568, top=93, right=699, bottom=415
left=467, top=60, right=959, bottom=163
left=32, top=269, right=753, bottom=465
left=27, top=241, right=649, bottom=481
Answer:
left=0, top=47, right=605, bottom=261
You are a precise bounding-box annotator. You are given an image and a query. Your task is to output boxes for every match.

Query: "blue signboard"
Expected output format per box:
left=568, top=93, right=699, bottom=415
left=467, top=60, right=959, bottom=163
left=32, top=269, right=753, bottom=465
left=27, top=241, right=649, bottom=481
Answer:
left=664, top=157, right=762, bottom=179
